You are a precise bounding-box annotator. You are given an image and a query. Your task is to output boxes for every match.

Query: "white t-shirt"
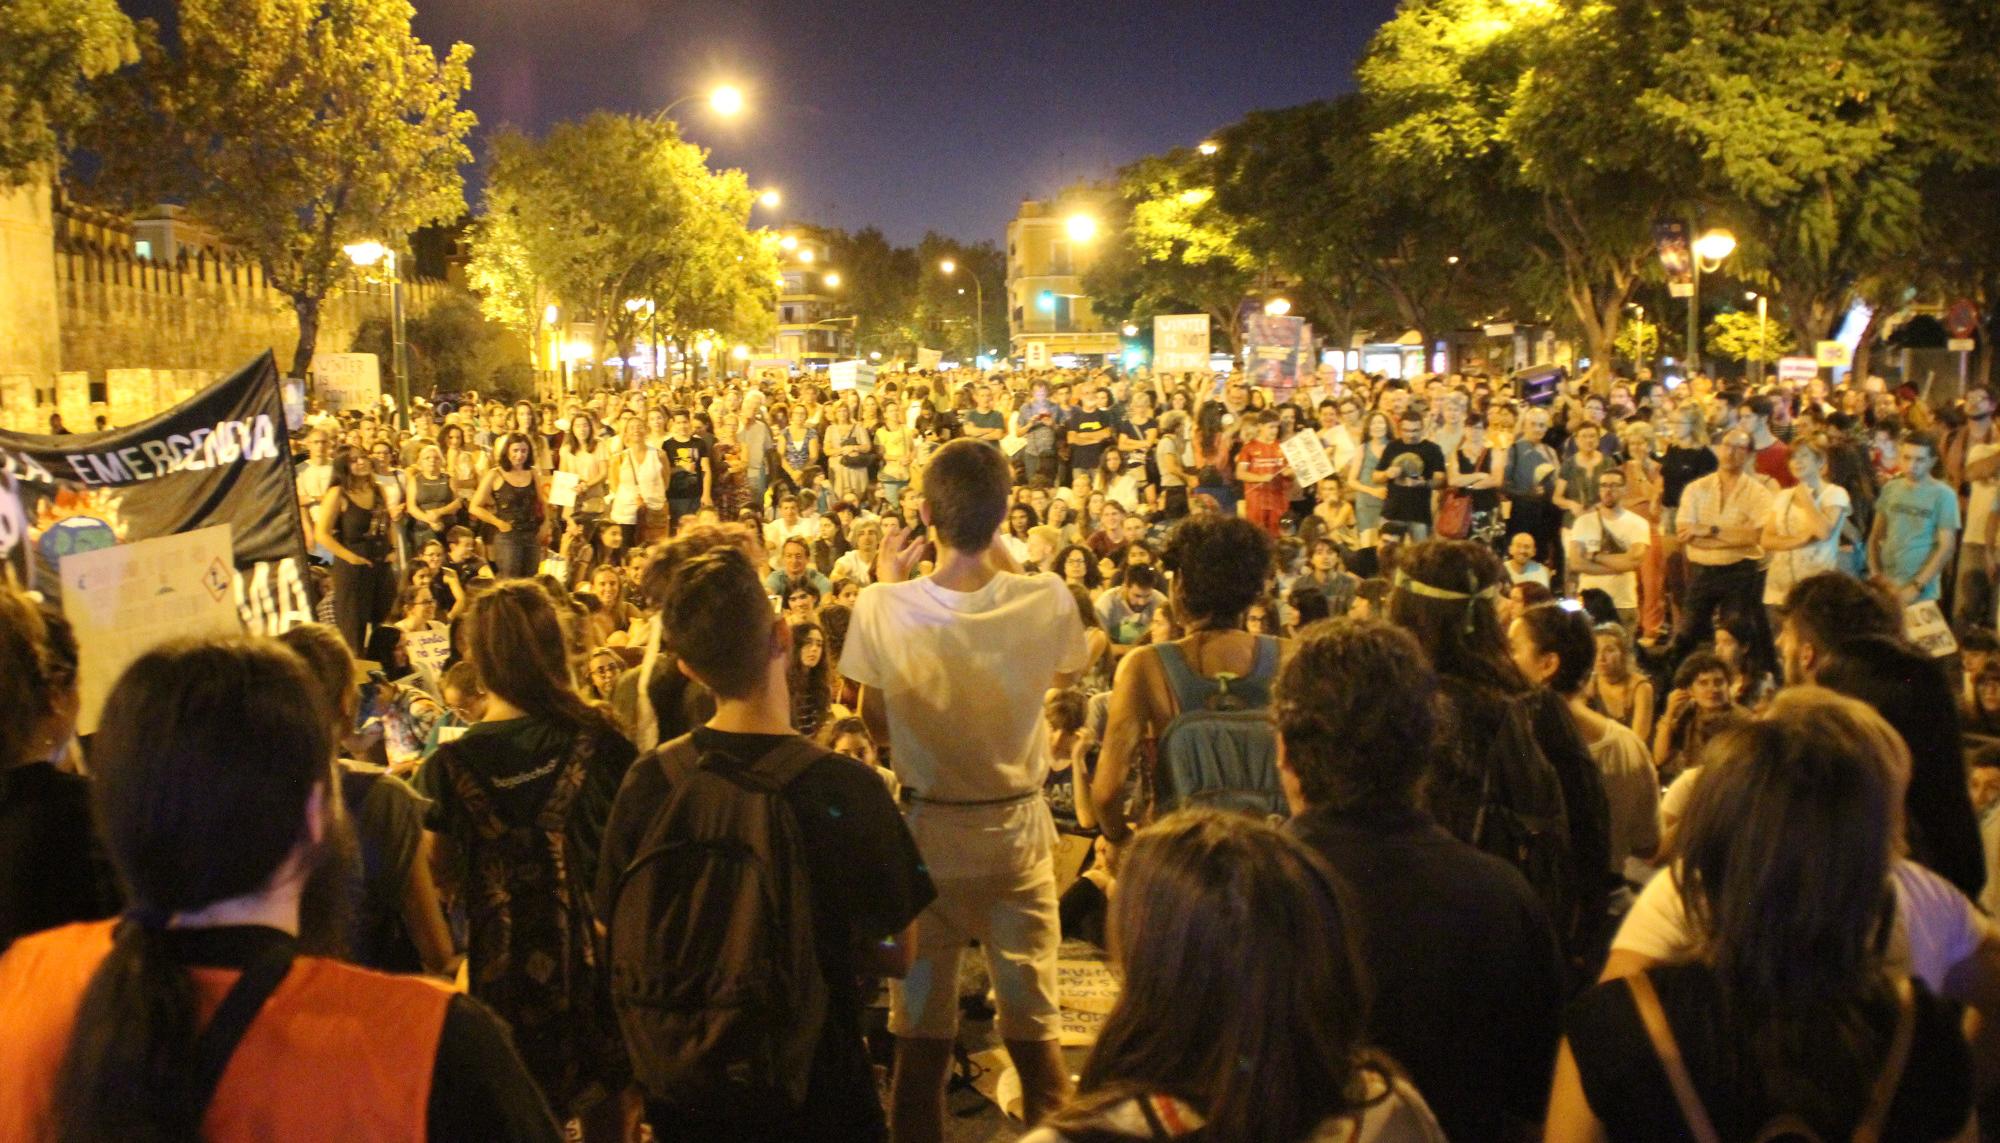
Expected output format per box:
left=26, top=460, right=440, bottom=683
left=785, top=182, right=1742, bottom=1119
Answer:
left=1585, top=719, right=1661, bottom=879
left=1968, top=440, right=2000, bottom=546
left=1569, top=508, right=1651, bottom=610
left=840, top=569, right=1089, bottom=877
left=1762, top=482, right=1852, bottom=604
left=1613, top=856, right=1990, bottom=994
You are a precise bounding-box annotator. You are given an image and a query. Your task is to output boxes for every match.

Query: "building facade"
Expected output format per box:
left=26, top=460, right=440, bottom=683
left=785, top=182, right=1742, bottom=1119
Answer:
left=1006, top=190, right=1120, bottom=364
left=771, top=232, right=851, bottom=369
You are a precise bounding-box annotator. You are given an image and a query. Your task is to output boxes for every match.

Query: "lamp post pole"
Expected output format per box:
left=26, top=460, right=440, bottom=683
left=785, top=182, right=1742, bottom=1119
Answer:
left=386, top=250, right=410, bottom=429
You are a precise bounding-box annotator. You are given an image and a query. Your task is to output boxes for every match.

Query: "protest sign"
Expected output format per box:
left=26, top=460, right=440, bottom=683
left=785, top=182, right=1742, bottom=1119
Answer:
left=0, top=352, right=315, bottom=634
left=548, top=469, right=580, bottom=508
left=405, top=626, right=452, bottom=678
left=1905, top=600, right=1958, bottom=659
left=1154, top=314, right=1211, bottom=373
left=62, top=525, right=243, bottom=733
left=915, top=347, right=943, bottom=371
left=1777, top=357, right=1819, bottom=384
left=828, top=359, right=877, bottom=393
left=1023, top=341, right=1051, bottom=369
left=1280, top=430, right=1336, bottom=488
left=1815, top=340, right=1853, bottom=369
left=313, top=352, right=381, bottom=413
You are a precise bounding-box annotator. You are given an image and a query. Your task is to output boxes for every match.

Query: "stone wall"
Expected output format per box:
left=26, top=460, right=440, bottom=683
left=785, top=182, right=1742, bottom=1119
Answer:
left=0, top=186, right=446, bottom=432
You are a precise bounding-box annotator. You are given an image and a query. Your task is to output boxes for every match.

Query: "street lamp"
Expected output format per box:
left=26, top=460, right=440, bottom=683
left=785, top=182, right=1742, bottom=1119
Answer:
left=939, top=257, right=986, bottom=359
left=1264, top=297, right=1292, bottom=316
left=1686, top=227, right=1736, bottom=374
left=1122, top=323, right=1139, bottom=337
left=1197, top=140, right=1219, bottom=156
left=1746, top=291, right=1770, bottom=386
left=343, top=240, right=409, bottom=428
left=657, top=83, right=747, bottom=124
left=1065, top=214, right=1098, bottom=243
left=758, top=188, right=781, bottom=209
left=822, top=271, right=841, bottom=288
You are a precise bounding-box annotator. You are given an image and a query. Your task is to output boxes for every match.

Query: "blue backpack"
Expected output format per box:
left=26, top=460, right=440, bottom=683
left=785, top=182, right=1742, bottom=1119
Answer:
left=1151, top=636, right=1285, bottom=819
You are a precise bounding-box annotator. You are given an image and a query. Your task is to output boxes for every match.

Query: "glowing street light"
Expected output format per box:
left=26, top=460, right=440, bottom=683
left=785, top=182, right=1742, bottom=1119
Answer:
left=779, top=234, right=798, bottom=251
left=758, top=188, right=781, bottom=209
left=1197, top=140, right=1218, bottom=156
left=1065, top=214, right=1098, bottom=243
left=543, top=303, right=559, bottom=326
left=797, top=248, right=814, bottom=264
left=730, top=344, right=750, bottom=361
left=1686, top=227, right=1738, bottom=373
left=822, top=271, right=841, bottom=288
left=343, top=241, right=408, bottom=427
left=1264, top=297, right=1292, bottom=316
left=940, top=257, right=986, bottom=358
left=708, top=84, right=745, bottom=117
left=1122, top=323, right=1140, bottom=337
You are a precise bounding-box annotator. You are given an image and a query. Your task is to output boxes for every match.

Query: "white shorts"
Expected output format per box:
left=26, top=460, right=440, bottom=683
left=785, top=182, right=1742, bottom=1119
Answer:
left=888, top=854, right=1062, bottom=1042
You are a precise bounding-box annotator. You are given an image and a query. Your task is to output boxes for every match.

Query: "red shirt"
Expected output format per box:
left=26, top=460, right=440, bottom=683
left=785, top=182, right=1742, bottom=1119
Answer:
left=1755, top=440, right=1796, bottom=488
left=1240, top=439, right=1290, bottom=502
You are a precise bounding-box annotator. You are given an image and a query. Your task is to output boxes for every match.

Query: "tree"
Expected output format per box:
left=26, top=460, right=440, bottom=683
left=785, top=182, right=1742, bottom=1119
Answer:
left=1640, top=0, right=1974, bottom=349
left=1359, top=0, right=1688, bottom=381
left=1614, top=318, right=1661, bottom=373
left=1085, top=155, right=1258, bottom=352
left=351, top=290, right=533, bottom=398
left=472, top=113, right=777, bottom=377
left=0, top=0, right=135, bottom=184
left=1705, top=310, right=1795, bottom=366
left=84, top=0, right=475, bottom=382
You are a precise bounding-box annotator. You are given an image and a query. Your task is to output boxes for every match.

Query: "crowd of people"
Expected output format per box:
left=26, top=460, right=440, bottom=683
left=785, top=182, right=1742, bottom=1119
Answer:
left=5, top=358, right=2000, bottom=1142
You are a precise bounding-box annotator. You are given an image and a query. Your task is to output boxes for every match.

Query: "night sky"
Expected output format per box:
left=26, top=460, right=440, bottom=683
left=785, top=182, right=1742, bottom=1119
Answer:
left=121, top=0, right=1400, bottom=247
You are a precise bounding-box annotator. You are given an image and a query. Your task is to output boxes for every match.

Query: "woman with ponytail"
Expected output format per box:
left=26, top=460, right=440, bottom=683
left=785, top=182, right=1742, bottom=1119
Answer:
left=420, top=580, right=636, bottom=1140
left=0, top=636, right=559, bottom=1141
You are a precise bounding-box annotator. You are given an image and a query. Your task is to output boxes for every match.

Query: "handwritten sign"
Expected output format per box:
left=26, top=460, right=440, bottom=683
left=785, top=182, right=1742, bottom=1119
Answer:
left=1057, top=958, right=1119, bottom=1015
left=312, top=352, right=381, bottom=413
left=62, top=525, right=243, bottom=734
left=1280, top=430, right=1336, bottom=489
left=405, top=626, right=451, bottom=677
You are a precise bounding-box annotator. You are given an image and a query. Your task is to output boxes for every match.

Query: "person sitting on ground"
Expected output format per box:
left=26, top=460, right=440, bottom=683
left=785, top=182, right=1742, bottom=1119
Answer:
left=1549, top=689, right=1976, bottom=1143
left=0, top=637, right=560, bottom=1141
left=1278, top=618, right=1562, bottom=1142
left=276, top=623, right=456, bottom=977
left=1509, top=604, right=1662, bottom=895
left=596, top=544, right=932, bottom=1142
left=1653, top=650, right=1748, bottom=794
left=1022, top=809, right=1448, bottom=1143
left=1094, top=514, right=1288, bottom=837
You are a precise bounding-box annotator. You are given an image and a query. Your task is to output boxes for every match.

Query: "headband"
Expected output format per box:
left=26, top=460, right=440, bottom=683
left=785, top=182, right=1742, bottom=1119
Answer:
left=1393, top=569, right=1502, bottom=633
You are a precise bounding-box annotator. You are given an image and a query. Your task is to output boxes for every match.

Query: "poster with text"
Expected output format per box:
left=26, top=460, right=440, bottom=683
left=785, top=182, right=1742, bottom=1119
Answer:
left=1154, top=314, right=1212, bottom=374
left=0, top=352, right=316, bottom=635
left=313, top=351, right=382, bottom=413
left=1242, top=313, right=1310, bottom=402
left=1280, top=430, right=1336, bottom=488
left=62, top=525, right=244, bottom=733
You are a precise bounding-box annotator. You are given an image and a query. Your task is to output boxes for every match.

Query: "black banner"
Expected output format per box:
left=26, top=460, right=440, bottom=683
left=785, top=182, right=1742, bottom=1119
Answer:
left=0, top=352, right=314, bottom=634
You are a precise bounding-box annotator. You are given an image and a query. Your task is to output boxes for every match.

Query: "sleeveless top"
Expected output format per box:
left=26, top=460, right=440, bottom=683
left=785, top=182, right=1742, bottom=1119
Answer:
left=491, top=473, right=541, bottom=532
left=0, top=920, right=450, bottom=1143
left=412, top=472, right=455, bottom=516
left=335, top=487, right=389, bottom=556
left=1155, top=635, right=1281, bottom=714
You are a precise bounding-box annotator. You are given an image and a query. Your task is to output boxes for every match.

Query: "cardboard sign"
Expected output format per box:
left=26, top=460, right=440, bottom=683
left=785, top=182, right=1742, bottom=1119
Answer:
left=1153, top=314, right=1212, bottom=373
left=1280, top=430, right=1336, bottom=489
left=1904, top=600, right=1958, bottom=659
left=313, top=352, right=382, bottom=413
left=62, top=525, right=244, bottom=733
left=1023, top=341, right=1051, bottom=370
left=828, top=359, right=877, bottom=393
left=1815, top=340, right=1853, bottom=369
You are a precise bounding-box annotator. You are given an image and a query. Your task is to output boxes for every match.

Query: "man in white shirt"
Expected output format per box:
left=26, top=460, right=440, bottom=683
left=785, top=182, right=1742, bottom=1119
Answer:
left=1668, top=428, right=1774, bottom=665
left=1567, top=469, right=1650, bottom=630
left=760, top=492, right=816, bottom=569
left=841, top=439, right=1090, bottom=1143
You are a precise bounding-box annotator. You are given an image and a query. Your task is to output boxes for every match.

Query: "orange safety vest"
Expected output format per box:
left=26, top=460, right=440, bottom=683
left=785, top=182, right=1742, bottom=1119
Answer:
left=0, top=920, right=452, bottom=1142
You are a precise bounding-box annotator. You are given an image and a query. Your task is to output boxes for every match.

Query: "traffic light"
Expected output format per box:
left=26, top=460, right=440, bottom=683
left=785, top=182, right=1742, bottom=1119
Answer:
left=1037, top=290, right=1056, bottom=313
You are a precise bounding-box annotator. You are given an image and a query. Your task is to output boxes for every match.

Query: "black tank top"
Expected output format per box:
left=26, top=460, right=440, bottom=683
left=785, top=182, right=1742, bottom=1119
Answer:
left=335, top=487, right=388, bottom=555
left=491, top=473, right=541, bottom=530
left=412, top=472, right=454, bottom=515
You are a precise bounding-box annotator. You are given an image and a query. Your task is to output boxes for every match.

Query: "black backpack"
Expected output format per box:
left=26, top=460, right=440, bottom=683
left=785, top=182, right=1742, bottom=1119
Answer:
left=1431, top=685, right=1575, bottom=927
left=605, top=734, right=829, bottom=1113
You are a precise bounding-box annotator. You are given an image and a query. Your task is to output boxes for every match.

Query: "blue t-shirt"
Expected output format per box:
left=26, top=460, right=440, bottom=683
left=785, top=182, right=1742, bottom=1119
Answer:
left=1875, top=476, right=1960, bottom=600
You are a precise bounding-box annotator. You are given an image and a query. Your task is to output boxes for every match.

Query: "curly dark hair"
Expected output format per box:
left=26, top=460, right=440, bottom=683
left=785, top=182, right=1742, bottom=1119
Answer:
left=1388, top=539, right=1525, bottom=694
left=1276, top=618, right=1440, bottom=811
left=1160, top=515, right=1272, bottom=627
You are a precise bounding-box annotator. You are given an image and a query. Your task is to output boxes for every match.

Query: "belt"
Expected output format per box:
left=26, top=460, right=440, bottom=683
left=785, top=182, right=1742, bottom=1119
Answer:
left=908, top=789, right=1042, bottom=808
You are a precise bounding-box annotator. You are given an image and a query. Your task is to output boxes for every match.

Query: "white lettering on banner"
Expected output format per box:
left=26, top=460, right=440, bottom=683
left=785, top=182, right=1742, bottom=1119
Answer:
left=234, top=557, right=315, bottom=636
left=64, top=415, right=281, bottom=486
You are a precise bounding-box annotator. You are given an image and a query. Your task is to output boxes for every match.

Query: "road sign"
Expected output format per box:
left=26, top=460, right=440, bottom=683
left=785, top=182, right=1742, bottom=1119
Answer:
left=1777, top=357, right=1819, bottom=383
left=1815, top=340, right=1852, bottom=369
left=1946, top=299, right=1980, bottom=340
left=1023, top=341, right=1051, bottom=369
